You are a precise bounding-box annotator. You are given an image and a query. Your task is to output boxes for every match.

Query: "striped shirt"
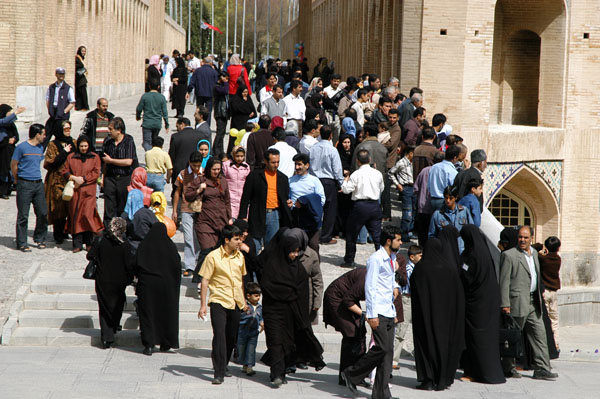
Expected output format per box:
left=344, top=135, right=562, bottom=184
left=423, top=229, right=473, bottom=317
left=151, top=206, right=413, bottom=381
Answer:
left=401, top=260, right=415, bottom=295
left=388, top=156, right=413, bottom=186
left=103, top=134, right=138, bottom=177
left=94, top=115, right=110, bottom=152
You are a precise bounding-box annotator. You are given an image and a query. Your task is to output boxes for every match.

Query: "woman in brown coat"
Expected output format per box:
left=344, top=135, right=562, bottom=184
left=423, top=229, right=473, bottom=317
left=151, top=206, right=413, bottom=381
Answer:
left=185, top=157, right=232, bottom=250
left=62, top=135, right=103, bottom=252
left=44, top=120, right=76, bottom=244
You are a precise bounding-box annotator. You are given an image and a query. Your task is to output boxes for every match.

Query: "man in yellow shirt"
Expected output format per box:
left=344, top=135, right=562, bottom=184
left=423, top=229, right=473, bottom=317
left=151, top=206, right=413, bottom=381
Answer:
left=198, top=224, right=248, bottom=385
left=144, top=136, right=173, bottom=192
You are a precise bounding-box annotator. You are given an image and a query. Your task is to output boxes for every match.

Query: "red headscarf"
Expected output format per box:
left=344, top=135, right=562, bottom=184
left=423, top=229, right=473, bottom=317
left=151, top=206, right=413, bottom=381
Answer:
left=270, top=116, right=284, bottom=132
left=127, top=167, right=153, bottom=206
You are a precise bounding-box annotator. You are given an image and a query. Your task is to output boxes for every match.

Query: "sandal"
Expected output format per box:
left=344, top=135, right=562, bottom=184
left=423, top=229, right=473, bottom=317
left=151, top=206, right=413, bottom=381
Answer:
left=19, top=246, right=31, bottom=253
left=36, top=243, right=46, bottom=249
left=183, top=270, right=192, bottom=277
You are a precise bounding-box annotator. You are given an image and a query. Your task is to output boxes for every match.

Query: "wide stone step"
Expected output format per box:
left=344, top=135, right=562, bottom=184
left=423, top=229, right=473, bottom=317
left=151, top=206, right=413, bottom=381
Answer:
left=16, top=308, right=333, bottom=333
left=8, top=327, right=343, bottom=353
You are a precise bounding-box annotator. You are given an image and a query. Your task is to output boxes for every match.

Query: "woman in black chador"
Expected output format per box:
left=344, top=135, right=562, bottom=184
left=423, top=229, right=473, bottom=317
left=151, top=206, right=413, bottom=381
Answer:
left=411, top=234, right=465, bottom=391
left=135, top=222, right=181, bottom=355
left=459, top=225, right=506, bottom=384
left=258, top=227, right=325, bottom=387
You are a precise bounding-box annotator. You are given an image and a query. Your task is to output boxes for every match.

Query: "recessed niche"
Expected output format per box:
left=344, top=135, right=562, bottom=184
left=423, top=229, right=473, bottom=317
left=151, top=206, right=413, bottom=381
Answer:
left=440, top=29, right=447, bottom=36
left=583, top=32, right=590, bottom=39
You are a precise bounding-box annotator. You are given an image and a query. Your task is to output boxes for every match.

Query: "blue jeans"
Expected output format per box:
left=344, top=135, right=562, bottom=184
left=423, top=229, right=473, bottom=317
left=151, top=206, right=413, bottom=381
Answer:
left=142, top=128, right=160, bottom=151
left=146, top=173, right=165, bottom=192
left=357, top=225, right=368, bottom=244
left=15, top=180, right=48, bottom=248
left=400, top=185, right=416, bottom=240
left=237, top=327, right=259, bottom=367
left=180, top=212, right=199, bottom=271
left=430, top=198, right=444, bottom=212
left=264, top=209, right=280, bottom=244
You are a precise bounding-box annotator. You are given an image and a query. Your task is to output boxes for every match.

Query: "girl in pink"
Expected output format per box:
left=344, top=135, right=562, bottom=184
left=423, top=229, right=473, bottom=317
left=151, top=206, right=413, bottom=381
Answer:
left=221, top=146, right=250, bottom=218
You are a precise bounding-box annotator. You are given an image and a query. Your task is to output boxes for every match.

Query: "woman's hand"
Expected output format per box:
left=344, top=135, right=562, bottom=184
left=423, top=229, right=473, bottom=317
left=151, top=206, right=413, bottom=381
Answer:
left=249, top=112, right=255, bottom=118
left=64, top=144, right=73, bottom=152
left=71, top=176, right=85, bottom=187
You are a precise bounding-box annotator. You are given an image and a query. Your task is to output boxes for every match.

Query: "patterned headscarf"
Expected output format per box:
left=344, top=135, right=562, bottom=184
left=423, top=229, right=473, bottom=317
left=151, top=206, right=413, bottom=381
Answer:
left=106, top=217, right=127, bottom=244
left=124, top=189, right=144, bottom=220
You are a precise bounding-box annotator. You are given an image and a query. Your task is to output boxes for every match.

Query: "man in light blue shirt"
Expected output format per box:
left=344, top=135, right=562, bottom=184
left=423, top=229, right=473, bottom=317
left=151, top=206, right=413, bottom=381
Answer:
left=341, top=224, right=402, bottom=399
left=309, top=125, right=344, bottom=245
left=289, top=153, right=326, bottom=206
left=427, top=145, right=460, bottom=211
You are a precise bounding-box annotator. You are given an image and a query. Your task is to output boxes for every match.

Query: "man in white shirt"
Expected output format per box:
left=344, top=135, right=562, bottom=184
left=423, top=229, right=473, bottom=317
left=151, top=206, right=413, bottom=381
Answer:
left=351, top=88, right=370, bottom=126
left=269, top=127, right=297, bottom=178
left=298, top=119, right=319, bottom=155
left=44, top=67, right=76, bottom=148
left=283, top=80, right=306, bottom=132
left=259, top=72, right=278, bottom=107
left=341, top=149, right=384, bottom=267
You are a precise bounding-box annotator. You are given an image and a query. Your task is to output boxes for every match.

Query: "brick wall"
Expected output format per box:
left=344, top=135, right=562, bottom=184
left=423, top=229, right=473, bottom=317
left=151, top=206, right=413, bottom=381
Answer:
left=0, top=0, right=185, bottom=122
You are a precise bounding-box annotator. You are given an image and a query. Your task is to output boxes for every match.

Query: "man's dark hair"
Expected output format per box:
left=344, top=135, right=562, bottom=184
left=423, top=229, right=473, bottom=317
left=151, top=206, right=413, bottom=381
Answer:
left=445, top=145, right=461, bottom=161
left=320, top=124, right=332, bottom=140
left=395, top=93, right=407, bottom=103
left=545, top=236, right=561, bottom=253
left=29, top=123, right=45, bottom=139
left=222, top=224, right=243, bottom=241
left=346, top=76, right=359, bottom=86
left=196, top=105, right=209, bottom=121
left=292, top=72, right=302, bottom=80
left=380, top=223, right=402, bottom=246
left=266, top=71, right=277, bottom=80
left=344, top=107, right=358, bottom=120
left=422, top=126, right=436, bottom=140
left=109, top=117, right=126, bottom=133
left=363, top=122, right=378, bottom=137
left=432, top=113, right=446, bottom=127
left=303, top=118, right=318, bottom=133
left=433, top=151, right=445, bottom=164
left=264, top=147, right=280, bottom=160
left=330, top=73, right=341, bottom=81
left=293, top=152, right=310, bottom=164
left=357, top=88, right=369, bottom=98
left=388, top=108, right=400, bottom=117
left=409, top=87, right=423, bottom=97
left=357, top=149, right=370, bottom=165
left=413, top=107, right=426, bottom=118
left=446, top=134, right=463, bottom=146
left=290, top=80, right=302, bottom=90
left=466, top=177, right=483, bottom=193
left=408, top=245, right=423, bottom=258
left=232, top=218, right=249, bottom=232
left=177, top=117, right=191, bottom=126
left=404, top=145, right=416, bottom=156
left=245, top=281, right=262, bottom=295
left=189, top=151, right=204, bottom=163
left=148, top=77, right=160, bottom=90
left=345, top=84, right=359, bottom=93
left=443, top=185, right=459, bottom=198
left=378, top=96, right=392, bottom=106
left=272, top=84, right=283, bottom=92
left=258, top=114, right=271, bottom=129
left=368, top=74, right=380, bottom=85
left=152, top=136, right=164, bottom=148
left=272, top=127, right=286, bottom=141
left=218, top=70, right=229, bottom=79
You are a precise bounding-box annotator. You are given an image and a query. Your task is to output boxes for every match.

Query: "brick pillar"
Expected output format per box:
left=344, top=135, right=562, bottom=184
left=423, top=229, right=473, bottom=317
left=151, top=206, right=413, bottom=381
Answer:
left=298, top=0, right=312, bottom=62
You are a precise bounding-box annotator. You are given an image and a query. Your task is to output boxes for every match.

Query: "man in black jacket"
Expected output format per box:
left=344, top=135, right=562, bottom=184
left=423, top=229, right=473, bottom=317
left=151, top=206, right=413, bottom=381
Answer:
left=168, top=117, right=209, bottom=196
left=238, top=148, right=293, bottom=251
left=80, top=98, right=114, bottom=154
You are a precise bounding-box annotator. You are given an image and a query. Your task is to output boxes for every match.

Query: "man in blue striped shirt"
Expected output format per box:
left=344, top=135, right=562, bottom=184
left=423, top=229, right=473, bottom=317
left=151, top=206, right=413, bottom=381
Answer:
left=427, top=145, right=460, bottom=211
left=342, top=224, right=403, bottom=399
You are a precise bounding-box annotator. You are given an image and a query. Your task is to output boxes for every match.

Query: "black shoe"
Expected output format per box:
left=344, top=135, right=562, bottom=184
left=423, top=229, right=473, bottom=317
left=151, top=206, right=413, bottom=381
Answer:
left=102, top=341, right=112, bottom=349
left=341, top=371, right=358, bottom=396
left=309, top=359, right=326, bottom=371
left=159, top=345, right=171, bottom=352
left=143, top=346, right=152, bottom=356
left=504, top=368, right=522, bottom=379
left=416, top=380, right=433, bottom=391
left=340, top=262, right=356, bottom=268
left=224, top=368, right=232, bottom=377
left=296, top=362, right=308, bottom=370
left=271, top=377, right=283, bottom=388
left=533, top=369, right=558, bottom=380
left=212, top=377, right=224, bottom=385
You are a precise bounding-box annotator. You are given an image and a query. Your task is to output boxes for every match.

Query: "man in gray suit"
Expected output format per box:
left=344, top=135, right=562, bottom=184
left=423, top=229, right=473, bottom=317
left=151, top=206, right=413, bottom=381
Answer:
left=499, top=226, right=558, bottom=381
left=194, top=105, right=212, bottom=140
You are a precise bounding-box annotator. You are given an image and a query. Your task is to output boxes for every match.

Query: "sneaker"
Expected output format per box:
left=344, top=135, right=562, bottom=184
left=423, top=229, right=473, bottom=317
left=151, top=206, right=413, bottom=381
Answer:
left=224, top=367, right=232, bottom=377
left=246, top=366, right=256, bottom=376
left=271, top=377, right=283, bottom=388
left=504, top=368, right=522, bottom=379
left=533, top=369, right=558, bottom=381
left=241, top=365, right=247, bottom=373
left=212, top=377, right=224, bottom=385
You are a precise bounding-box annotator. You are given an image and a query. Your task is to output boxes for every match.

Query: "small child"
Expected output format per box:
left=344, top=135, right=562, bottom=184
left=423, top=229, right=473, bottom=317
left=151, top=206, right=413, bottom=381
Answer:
left=144, top=136, right=173, bottom=192
left=237, top=282, right=264, bottom=376
left=539, top=236, right=562, bottom=350
left=393, top=245, right=422, bottom=368
left=377, top=121, right=391, bottom=145
left=458, top=177, right=483, bottom=227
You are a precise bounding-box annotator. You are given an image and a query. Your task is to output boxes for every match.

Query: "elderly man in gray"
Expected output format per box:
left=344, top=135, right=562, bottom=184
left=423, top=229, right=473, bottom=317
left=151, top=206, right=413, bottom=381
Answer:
left=499, top=226, right=558, bottom=381
left=399, top=92, right=423, bottom=128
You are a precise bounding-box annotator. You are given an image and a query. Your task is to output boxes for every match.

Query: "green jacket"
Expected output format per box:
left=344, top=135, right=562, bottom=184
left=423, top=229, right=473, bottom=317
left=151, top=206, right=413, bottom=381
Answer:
left=136, top=91, right=169, bottom=130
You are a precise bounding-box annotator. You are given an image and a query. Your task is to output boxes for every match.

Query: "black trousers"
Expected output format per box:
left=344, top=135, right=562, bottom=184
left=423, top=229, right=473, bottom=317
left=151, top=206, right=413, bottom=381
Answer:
left=381, top=172, right=392, bottom=219
left=213, top=117, right=228, bottom=156
left=319, top=178, right=338, bottom=243
left=344, top=316, right=395, bottom=399
left=210, top=303, right=241, bottom=379
left=52, top=218, right=67, bottom=242
left=103, top=175, right=131, bottom=227
left=415, top=212, right=432, bottom=248
left=344, top=200, right=381, bottom=264
left=73, top=231, right=93, bottom=249
left=339, top=334, right=366, bottom=385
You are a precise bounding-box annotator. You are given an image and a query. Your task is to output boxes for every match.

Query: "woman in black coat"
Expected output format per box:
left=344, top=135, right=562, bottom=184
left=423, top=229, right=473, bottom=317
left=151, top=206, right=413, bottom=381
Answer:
left=75, top=46, right=89, bottom=111
left=135, top=222, right=181, bottom=355
left=171, top=57, right=188, bottom=118
left=0, top=104, right=21, bottom=198
left=229, top=84, right=256, bottom=130
left=88, top=217, right=134, bottom=349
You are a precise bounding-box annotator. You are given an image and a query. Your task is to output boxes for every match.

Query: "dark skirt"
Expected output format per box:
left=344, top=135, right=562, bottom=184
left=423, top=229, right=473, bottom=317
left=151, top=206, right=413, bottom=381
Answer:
left=75, top=84, right=89, bottom=110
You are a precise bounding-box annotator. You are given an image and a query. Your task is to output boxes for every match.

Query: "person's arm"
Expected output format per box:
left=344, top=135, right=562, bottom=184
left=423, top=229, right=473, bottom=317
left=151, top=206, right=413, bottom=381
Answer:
left=64, top=87, right=75, bottom=114
left=166, top=169, right=173, bottom=184
left=499, top=252, right=512, bottom=314
left=341, top=172, right=356, bottom=195
left=197, top=255, right=214, bottom=318
left=184, top=176, right=205, bottom=202
left=161, top=98, right=170, bottom=132
left=365, top=256, right=380, bottom=329
left=315, top=178, right=326, bottom=207
left=198, top=277, right=210, bottom=318
left=135, top=97, right=144, bottom=121
left=311, top=259, right=324, bottom=311
left=103, top=156, right=133, bottom=167
left=388, top=160, right=402, bottom=187
left=428, top=212, right=438, bottom=238
left=332, top=150, right=344, bottom=187
left=10, top=160, right=18, bottom=184
left=172, top=183, right=181, bottom=221
left=472, top=201, right=481, bottom=227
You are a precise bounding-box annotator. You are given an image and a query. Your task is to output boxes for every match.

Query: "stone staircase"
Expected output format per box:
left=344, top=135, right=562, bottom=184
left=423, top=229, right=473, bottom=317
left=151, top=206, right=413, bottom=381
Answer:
left=2, top=267, right=342, bottom=352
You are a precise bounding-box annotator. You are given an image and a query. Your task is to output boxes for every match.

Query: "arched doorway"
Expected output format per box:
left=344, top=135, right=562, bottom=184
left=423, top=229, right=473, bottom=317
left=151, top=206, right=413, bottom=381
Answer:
left=490, top=0, right=567, bottom=128
left=489, top=189, right=535, bottom=228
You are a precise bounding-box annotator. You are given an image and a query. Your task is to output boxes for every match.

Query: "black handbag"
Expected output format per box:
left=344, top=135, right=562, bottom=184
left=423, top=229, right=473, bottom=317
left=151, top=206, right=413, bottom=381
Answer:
left=499, top=313, right=522, bottom=358
left=82, top=259, right=97, bottom=280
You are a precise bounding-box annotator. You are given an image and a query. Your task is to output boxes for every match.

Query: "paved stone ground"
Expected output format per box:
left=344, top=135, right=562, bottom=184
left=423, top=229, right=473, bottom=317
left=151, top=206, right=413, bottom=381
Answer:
left=2, top=94, right=600, bottom=398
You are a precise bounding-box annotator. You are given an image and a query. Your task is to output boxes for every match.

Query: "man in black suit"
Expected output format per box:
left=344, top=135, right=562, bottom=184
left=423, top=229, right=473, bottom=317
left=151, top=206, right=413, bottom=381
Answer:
left=168, top=115, right=209, bottom=196
left=194, top=105, right=212, bottom=140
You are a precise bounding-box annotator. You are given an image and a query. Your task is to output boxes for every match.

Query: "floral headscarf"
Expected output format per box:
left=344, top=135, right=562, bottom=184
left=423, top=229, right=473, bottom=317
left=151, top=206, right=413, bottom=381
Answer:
left=106, top=217, right=128, bottom=243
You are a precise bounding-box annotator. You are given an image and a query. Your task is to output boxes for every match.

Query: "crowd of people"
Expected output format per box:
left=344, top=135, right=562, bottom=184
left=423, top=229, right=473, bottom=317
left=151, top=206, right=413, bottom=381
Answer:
left=1, top=49, right=565, bottom=396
